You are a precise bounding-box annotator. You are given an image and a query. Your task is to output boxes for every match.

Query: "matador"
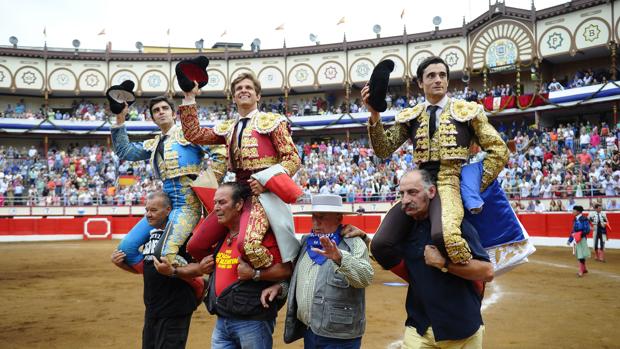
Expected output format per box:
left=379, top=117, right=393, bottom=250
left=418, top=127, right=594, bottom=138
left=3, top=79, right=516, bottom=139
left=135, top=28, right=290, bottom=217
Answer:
left=364, top=56, right=509, bottom=266
left=179, top=73, right=302, bottom=269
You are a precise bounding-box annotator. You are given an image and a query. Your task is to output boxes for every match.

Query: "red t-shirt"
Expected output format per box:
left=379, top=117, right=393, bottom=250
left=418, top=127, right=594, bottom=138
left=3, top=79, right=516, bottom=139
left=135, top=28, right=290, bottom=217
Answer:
left=214, top=231, right=282, bottom=296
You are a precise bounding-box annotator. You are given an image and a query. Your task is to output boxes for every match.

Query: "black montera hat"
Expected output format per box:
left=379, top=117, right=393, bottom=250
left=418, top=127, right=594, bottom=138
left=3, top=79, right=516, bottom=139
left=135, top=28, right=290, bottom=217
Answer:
left=368, top=59, right=395, bottom=112
left=106, top=80, right=136, bottom=114
left=176, top=56, right=210, bottom=92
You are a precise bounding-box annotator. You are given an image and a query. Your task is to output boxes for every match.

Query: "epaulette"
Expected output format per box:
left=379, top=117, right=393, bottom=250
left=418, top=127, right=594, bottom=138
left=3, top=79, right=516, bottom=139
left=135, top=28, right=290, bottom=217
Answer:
left=143, top=136, right=159, bottom=152
left=173, top=126, right=191, bottom=146
left=449, top=99, right=483, bottom=122
left=254, top=112, right=287, bottom=134
left=395, top=104, right=424, bottom=124
left=213, top=119, right=235, bottom=136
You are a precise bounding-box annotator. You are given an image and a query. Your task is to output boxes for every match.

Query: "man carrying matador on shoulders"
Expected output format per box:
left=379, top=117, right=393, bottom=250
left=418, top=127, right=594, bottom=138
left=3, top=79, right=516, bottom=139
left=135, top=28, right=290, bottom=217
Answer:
left=362, top=56, right=509, bottom=270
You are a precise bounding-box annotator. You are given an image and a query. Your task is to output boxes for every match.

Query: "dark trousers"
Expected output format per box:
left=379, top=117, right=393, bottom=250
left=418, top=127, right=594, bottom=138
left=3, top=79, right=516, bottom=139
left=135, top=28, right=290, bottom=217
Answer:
left=371, top=197, right=443, bottom=269
left=142, top=313, right=192, bottom=349
left=594, top=227, right=606, bottom=250
left=303, top=328, right=361, bottom=349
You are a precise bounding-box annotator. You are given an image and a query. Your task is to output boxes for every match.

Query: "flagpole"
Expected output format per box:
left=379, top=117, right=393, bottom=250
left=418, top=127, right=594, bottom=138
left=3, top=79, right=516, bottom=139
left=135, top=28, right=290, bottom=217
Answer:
left=337, top=17, right=346, bottom=43
left=97, top=28, right=107, bottom=52
left=275, top=23, right=285, bottom=48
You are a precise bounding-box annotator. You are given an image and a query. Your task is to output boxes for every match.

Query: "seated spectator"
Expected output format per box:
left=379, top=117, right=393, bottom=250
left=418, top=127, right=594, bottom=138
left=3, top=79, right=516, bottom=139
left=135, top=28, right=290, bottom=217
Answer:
left=548, top=78, right=564, bottom=92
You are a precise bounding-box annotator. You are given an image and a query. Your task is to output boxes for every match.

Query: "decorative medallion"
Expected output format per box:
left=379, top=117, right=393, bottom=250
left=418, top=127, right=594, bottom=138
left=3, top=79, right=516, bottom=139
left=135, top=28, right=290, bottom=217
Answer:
left=356, top=63, right=371, bottom=78
left=444, top=52, right=459, bottom=67
left=324, top=65, right=337, bottom=80
left=267, top=73, right=274, bottom=81
left=470, top=22, right=533, bottom=69
left=56, top=73, right=69, bottom=86
left=85, top=73, right=99, bottom=87
left=295, top=69, right=308, bottom=83
left=583, top=24, right=601, bottom=42
left=486, top=39, right=517, bottom=68
left=547, top=32, right=564, bottom=49
left=22, top=71, right=36, bottom=85
left=116, top=73, right=133, bottom=85
left=147, top=74, right=161, bottom=88
left=208, top=74, right=220, bottom=87
left=416, top=55, right=430, bottom=66
left=0, top=71, right=5, bottom=82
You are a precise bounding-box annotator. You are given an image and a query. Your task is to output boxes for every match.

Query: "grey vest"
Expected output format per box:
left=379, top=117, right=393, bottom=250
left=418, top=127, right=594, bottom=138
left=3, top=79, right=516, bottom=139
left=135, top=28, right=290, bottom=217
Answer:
left=284, top=236, right=366, bottom=343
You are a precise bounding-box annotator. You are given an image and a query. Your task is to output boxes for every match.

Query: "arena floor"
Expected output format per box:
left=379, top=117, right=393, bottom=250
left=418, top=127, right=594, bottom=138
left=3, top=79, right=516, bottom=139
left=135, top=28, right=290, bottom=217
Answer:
left=0, top=241, right=618, bottom=349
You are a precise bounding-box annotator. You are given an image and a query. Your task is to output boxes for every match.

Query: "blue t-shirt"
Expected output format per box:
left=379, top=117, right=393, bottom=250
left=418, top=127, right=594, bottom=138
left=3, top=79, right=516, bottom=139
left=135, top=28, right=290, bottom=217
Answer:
left=399, top=219, right=490, bottom=341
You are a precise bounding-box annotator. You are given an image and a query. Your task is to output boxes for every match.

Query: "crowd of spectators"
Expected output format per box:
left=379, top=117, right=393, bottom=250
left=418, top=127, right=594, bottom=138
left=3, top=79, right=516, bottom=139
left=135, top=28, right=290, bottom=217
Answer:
left=0, top=143, right=160, bottom=207
left=290, top=119, right=620, bottom=210
left=1, top=117, right=620, bottom=208
left=0, top=99, right=233, bottom=122
left=1, top=65, right=619, bottom=208
left=541, top=68, right=612, bottom=93
left=496, top=119, right=620, bottom=212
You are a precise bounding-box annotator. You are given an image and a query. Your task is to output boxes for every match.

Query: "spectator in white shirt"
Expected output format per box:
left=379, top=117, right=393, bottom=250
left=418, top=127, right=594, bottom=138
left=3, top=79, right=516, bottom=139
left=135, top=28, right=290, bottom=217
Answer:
left=534, top=200, right=546, bottom=213
left=548, top=78, right=564, bottom=91
left=580, top=133, right=591, bottom=149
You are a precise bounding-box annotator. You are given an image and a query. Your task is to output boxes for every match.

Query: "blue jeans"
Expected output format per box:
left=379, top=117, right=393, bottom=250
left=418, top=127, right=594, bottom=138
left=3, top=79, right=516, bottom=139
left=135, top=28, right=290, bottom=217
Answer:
left=303, top=328, right=361, bottom=349
left=211, top=317, right=275, bottom=349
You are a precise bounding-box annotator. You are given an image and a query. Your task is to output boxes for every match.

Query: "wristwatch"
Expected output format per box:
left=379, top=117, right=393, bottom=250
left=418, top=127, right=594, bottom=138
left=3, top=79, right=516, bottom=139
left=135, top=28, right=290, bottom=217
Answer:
left=440, top=260, right=449, bottom=273
left=252, top=269, right=261, bottom=281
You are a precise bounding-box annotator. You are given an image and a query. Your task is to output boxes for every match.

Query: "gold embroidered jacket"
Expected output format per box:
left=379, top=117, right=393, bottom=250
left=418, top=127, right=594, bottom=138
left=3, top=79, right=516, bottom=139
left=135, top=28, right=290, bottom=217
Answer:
left=179, top=104, right=300, bottom=176
left=368, top=98, right=508, bottom=190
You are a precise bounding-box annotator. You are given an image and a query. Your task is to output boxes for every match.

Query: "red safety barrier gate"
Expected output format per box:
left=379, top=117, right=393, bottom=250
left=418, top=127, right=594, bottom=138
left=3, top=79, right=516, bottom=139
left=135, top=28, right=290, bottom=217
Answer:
left=0, top=213, right=618, bottom=244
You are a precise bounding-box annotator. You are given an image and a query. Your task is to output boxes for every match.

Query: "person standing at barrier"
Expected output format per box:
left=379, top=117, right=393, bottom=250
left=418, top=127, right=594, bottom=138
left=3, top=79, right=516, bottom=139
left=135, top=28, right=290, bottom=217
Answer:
left=111, top=95, right=224, bottom=298
left=362, top=56, right=508, bottom=268
left=391, top=169, right=494, bottom=348
left=178, top=73, right=302, bottom=270
left=589, top=203, right=608, bottom=262
left=281, top=194, right=373, bottom=348
left=567, top=205, right=591, bottom=277
left=111, top=192, right=200, bottom=349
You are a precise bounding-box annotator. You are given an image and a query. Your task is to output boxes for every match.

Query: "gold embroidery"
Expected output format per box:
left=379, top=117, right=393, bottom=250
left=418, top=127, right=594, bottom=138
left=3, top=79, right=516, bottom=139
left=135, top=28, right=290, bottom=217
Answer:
left=160, top=164, right=203, bottom=180
left=243, top=196, right=273, bottom=268
left=450, top=99, right=481, bottom=122
left=237, top=157, right=281, bottom=171
left=437, top=134, right=457, bottom=147
left=437, top=162, right=472, bottom=264
left=173, top=127, right=191, bottom=146
left=214, top=119, right=235, bottom=136
left=416, top=138, right=430, bottom=150
left=240, top=146, right=259, bottom=159
left=367, top=121, right=409, bottom=159
left=439, top=147, right=469, bottom=160
left=395, top=105, right=424, bottom=123
left=144, top=137, right=158, bottom=152
left=413, top=150, right=429, bottom=162
left=442, top=124, right=458, bottom=135
left=160, top=177, right=202, bottom=265
left=242, top=135, right=259, bottom=147
left=179, top=104, right=224, bottom=145
left=254, top=112, right=286, bottom=134
left=270, top=122, right=301, bottom=175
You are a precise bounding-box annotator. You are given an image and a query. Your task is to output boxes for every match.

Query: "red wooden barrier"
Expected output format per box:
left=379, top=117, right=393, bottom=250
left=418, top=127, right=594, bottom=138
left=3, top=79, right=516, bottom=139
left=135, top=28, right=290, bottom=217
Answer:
left=0, top=213, right=618, bottom=240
